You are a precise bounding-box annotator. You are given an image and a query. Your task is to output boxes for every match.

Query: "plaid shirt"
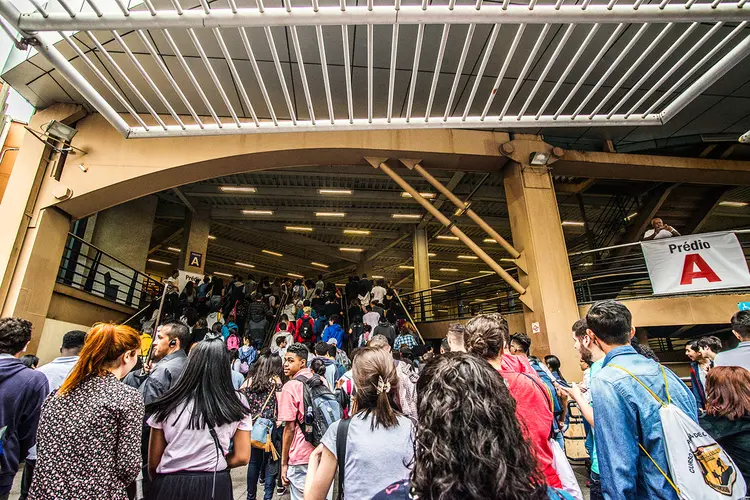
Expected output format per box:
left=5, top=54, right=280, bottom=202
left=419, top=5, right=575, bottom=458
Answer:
left=393, top=334, right=418, bottom=350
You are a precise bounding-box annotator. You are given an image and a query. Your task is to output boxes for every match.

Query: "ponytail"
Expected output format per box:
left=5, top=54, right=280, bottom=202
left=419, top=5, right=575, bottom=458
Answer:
left=352, top=347, right=400, bottom=430
left=58, top=323, right=140, bottom=395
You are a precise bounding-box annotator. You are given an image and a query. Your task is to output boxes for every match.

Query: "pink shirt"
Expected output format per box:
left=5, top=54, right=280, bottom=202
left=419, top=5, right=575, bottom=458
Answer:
left=277, top=368, right=315, bottom=466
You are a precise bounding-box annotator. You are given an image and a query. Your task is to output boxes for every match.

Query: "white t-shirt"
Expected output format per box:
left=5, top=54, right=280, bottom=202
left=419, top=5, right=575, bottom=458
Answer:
left=644, top=228, right=674, bottom=240
left=321, top=413, right=414, bottom=500
left=148, top=399, right=253, bottom=474
left=370, top=286, right=387, bottom=304
left=363, top=311, right=381, bottom=332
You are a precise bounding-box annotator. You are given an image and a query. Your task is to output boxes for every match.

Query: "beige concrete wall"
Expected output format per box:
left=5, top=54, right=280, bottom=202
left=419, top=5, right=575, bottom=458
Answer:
left=35, top=318, right=90, bottom=365
left=90, top=196, right=158, bottom=272
left=48, top=283, right=132, bottom=326
left=0, top=121, right=25, bottom=203
left=417, top=312, right=526, bottom=341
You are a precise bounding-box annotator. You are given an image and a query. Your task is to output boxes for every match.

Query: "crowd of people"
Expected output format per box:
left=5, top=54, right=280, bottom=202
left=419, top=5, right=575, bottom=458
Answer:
left=1, top=270, right=749, bottom=500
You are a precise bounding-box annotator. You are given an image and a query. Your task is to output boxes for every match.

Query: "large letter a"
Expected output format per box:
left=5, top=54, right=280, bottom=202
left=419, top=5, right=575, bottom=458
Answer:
left=680, top=254, right=721, bottom=285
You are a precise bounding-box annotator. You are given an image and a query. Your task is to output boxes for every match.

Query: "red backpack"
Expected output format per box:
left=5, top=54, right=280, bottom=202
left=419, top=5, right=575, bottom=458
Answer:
left=226, top=333, right=240, bottom=350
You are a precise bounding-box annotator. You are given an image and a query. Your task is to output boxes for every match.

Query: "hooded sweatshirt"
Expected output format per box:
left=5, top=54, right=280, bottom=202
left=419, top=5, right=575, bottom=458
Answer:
left=321, top=323, right=345, bottom=348
left=313, top=357, right=338, bottom=390
left=0, top=356, right=50, bottom=493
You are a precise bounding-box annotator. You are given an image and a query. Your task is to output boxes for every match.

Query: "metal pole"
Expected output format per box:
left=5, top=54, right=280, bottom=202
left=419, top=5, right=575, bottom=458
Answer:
left=394, top=290, right=424, bottom=344
left=408, top=161, right=521, bottom=259
left=369, top=159, right=530, bottom=306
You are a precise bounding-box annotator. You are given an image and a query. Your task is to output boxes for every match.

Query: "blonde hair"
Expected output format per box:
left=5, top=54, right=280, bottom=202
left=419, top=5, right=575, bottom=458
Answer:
left=352, top=347, right=401, bottom=429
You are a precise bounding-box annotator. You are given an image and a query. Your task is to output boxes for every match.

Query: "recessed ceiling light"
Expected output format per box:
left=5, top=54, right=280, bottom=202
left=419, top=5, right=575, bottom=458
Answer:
left=371, top=275, right=384, bottom=279
left=242, top=210, right=274, bottom=215
left=458, top=255, right=478, bottom=260
left=719, top=201, right=748, bottom=207
left=214, top=272, right=233, bottom=277
left=319, top=189, right=352, bottom=195
left=262, top=249, right=283, bottom=257
left=208, top=235, right=216, bottom=240
left=441, top=268, right=459, bottom=272
left=147, top=258, right=170, bottom=265
left=483, top=238, right=497, bottom=244
left=427, top=253, right=437, bottom=257
left=286, top=226, right=313, bottom=232
left=167, top=247, right=180, bottom=252
left=392, top=213, right=421, bottom=219
left=429, top=279, right=441, bottom=282
left=399, top=265, right=415, bottom=269
left=401, top=192, right=436, bottom=199
left=311, top=262, right=329, bottom=268
left=344, top=229, right=371, bottom=235
left=315, top=212, right=346, bottom=217
left=437, top=235, right=459, bottom=241
left=220, top=186, right=256, bottom=193
left=288, top=273, right=304, bottom=278
left=340, top=247, right=364, bottom=252
left=561, top=221, right=585, bottom=227
left=235, top=262, right=255, bottom=268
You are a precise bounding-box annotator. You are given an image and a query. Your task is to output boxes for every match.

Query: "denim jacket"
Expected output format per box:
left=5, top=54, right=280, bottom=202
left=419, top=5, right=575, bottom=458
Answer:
left=591, top=345, right=698, bottom=500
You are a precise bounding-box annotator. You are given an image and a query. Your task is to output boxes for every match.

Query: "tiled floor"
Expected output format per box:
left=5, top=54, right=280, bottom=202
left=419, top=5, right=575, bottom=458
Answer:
left=10, top=463, right=591, bottom=499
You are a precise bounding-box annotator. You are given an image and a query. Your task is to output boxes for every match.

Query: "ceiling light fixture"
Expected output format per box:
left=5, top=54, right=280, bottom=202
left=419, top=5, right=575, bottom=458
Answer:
left=399, top=265, right=415, bottom=269
left=427, top=253, right=436, bottom=257
left=719, top=201, right=748, bottom=207
left=440, top=268, right=459, bottom=272
left=483, top=238, right=497, bottom=244
left=561, top=221, right=585, bottom=227
left=319, top=189, right=352, bottom=195
left=220, top=186, right=256, bottom=193
left=343, top=229, right=371, bottom=235
left=624, top=212, right=638, bottom=221
left=288, top=272, right=304, bottom=278
left=392, top=213, right=421, bottom=219
left=479, top=270, right=494, bottom=274
left=739, top=130, right=749, bottom=143
left=371, top=275, right=384, bottom=279
left=242, top=210, right=274, bottom=215
left=335, top=283, right=347, bottom=287
left=214, top=272, right=233, bottom=277
left=458, top=255, right=478, bottom=260
left=166, top=247, right=180, bottom=252
left=311, top=262, right=329, bottom=268
left=429, top=279, right=441, bottom=283
left=262, top=249, right=283, bottom=257
left=286, top=226, right=314, bottom=232
left=147, top=258, right=170, bottom=265
left=315, top=212, right=346, bottom=217
left=339, top=247, right=364, bottom=252
left=208, top=235, right=216, bottom=240
left=235, top=262, right=255, bottom=268
left=401, top=192, right=436, bottom=199
left=437, top=235, right=459, bottom=240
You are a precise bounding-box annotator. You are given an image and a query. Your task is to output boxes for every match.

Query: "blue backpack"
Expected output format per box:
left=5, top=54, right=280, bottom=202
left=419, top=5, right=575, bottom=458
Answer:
left=297, top=374, right=342, bottom=446
left=238, top=346, right=258, bottom=374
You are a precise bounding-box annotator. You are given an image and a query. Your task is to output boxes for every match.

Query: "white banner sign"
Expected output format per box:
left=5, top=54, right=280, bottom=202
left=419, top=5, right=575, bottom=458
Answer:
left=641, top=232, right=750, bottom=295
left=177, top=270, right=203, bottom=293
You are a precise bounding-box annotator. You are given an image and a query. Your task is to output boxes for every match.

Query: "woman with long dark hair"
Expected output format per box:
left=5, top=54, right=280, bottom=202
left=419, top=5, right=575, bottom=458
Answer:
left=28, top=324, right=143, bottom=500
left=304, top=347, right=414, bottom=500
left=241, top=355, right=284, bottom=500
left=145, top=334, right=252, bottom=500
left=373, top=353, right=574, bottom=500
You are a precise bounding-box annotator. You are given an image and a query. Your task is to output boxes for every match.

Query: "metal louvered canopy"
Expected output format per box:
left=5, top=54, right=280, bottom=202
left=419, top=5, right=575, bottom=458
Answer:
left=0, top=0, right=748, bottom=138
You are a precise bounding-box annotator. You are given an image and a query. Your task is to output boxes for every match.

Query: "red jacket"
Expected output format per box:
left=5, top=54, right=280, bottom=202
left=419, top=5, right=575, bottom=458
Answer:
left=498, top=364, right=562, bottom=489
left=295, top=315, right=315, bottom=344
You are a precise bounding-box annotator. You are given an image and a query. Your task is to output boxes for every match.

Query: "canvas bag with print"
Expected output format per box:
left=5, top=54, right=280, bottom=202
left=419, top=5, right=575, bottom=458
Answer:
left=611, top=364, right=747, bottom=500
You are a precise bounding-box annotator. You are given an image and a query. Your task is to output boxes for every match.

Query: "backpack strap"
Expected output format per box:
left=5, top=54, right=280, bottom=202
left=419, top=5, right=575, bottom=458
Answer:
left=608, top=363, right=680, bottom=496
left=336, top=418, right=352, bottom=500
left=253, top=387, right=275, bottom=420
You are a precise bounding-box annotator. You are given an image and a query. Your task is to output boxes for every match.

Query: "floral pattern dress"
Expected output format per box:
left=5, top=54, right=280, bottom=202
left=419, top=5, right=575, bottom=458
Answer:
left=28, top=373, right=144, bottom=500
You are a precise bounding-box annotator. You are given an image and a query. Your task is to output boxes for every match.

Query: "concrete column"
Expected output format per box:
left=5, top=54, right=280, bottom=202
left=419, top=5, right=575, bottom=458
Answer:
left=503, top=147, right=581, bottom=380
left=413, top=228, right=431, bottom=291
left=1, top=207, right=72, bottom=353
left=356, top=255, right=373, bottom=277
left=180, top=209, right=210, bottom=274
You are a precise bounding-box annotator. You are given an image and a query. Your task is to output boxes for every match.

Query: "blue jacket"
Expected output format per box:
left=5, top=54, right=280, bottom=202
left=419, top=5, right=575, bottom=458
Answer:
left=322, top=323, right=345, bottom=348
left=592, top=345, right=698, bottom=500
left=0, top=356, right=50, bottom=493
left=688, top=360, right=709, bottom=410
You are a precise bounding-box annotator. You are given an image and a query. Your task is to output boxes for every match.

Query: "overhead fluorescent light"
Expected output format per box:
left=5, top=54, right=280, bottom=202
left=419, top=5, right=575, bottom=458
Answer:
left=319, top=189, right=352, bottom=195
left=401, top=192, right=436, bottom=199
left=288, top=272, right=304, bottom=278
left=286, top=226, right=313, bottom=232
left=208, top=235, right=216, bottom=240
left=427, top=253, right=437, bottom=257
left=147, top=258, right=170, bottom=265
left=479, top=270, right=494, bottom=274
left=580, top=262, right=593, bottom=267
left=624, top=212, right=638, bottom=221
left=719, top=201, right=748, bottom=207
left=429, top=279, right=441, bottom=283
left=214, top=272, right=233, bottom=277
left=371, top=275, right=384, bottom=279
left=344, top=229, right=371, bottom=235
left=392, top=213, right=421, bottom=219
left=483, top=238, right=497, bottom=244
left=242, top=210, right=273, bottom=215
left=399, top=265, right=415, bottom=269
left=220, top=186, right=256, bottom=193
left=166, top=247, right=180, bottom=252
left=235, top=262, right=255, bottom=268
left=458, top=255, right=478, bottom=260
left=315, top=212, right=346, bottom=217
left=311, top=262, right=329, bottom=268
left=339, top=247, right=364, bottom=252
left=262, top=249, right=283, bottom=257
left=437, top=235, right=459, bottom=240
left=440, top=268, right=459, bottom=272
left=561, top=221, right=585, bottom=227
left=432, top=289, right=447, bottom=293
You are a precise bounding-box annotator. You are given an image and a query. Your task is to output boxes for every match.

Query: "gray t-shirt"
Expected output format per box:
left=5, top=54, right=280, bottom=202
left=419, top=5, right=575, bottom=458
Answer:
left=321, top=413, right=414, bottom=500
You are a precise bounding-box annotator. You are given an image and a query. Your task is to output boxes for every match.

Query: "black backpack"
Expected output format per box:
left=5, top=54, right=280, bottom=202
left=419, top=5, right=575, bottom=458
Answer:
left=297, top=375, right=342, bottom=446
left=349, top=321, right=364, bottom=346
left=298, top=319, right=314, bottom=340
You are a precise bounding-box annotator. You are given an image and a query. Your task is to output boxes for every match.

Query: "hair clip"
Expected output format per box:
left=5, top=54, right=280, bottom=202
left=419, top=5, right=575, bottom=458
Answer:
left=376, top=376, right=392, bottom=395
